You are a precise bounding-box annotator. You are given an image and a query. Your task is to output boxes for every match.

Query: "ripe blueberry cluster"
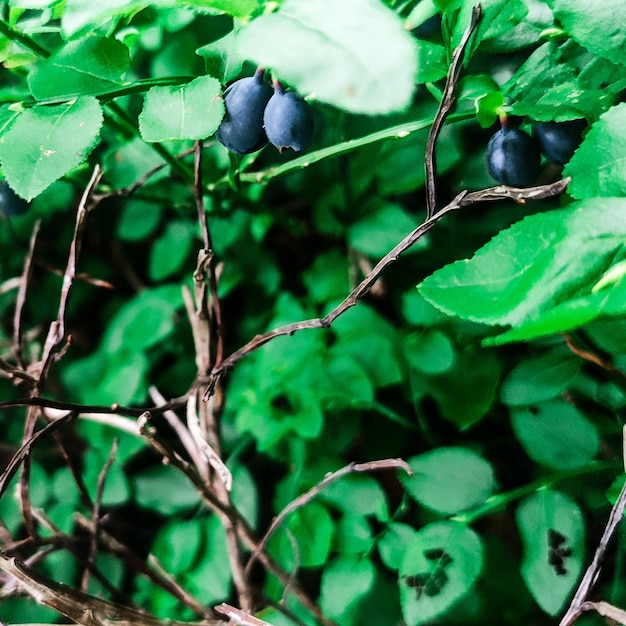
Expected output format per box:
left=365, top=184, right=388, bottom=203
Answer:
left=485, top=117, right=586, bottom=187
left=0, top=179, right=28, bottom=217
left=216, top=69, right=313, bottom=155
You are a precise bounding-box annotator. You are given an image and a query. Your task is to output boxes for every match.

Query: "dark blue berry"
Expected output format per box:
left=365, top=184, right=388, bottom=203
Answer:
left=216, top=70, right=273, bottom=155
left=486, top=126, right=541, bottom=187
left=533, top=119, right=586, bottom=165
left=263, top=85, right=313, bottom=152
left=0, top=179, right=28, bottom=217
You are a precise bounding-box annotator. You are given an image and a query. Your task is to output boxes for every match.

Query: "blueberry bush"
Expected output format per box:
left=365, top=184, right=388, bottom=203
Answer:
left=0, top=1, right=625, bottom=626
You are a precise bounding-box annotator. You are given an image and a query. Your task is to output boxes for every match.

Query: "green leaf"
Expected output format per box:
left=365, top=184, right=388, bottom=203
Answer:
left=148, top=220, right=195, bottom=281
left=322, top=474, right=389, bottom=522
left=334, top=515, right=373, bottom=555
left=320, top=555, right=376, bottom=623
left=28, top=37, right=130, bottom=101
left=425, top=347, right=501, bottom=429
left=474, top=91, right=504, bottom=128
left=419, top=199, right=626, bottom=328
left=0, top=97, right=103, bottom=200
left=516, top=490, right=584, bottom=615
left=505, top=41, right=625, bottom=121
left=118, top=199, right=163, bottom=241
left=152, top=518, right=204, bottom=574
left=415, top=41, right=447, bottom=84
left=236, top=0, right=418, bottom=114
left=500, top=348, right=581, bottom=406
left=399, top=522, right=483, bottom=626
left=139, top=75, right=224, bottom=142
left=347, top=199, right=421, bottom=258
left=553, top=0, right=626, bottom=63
left=378, top=522, right=419, bottom=571
left=403, top=447, right=496, bottom=515
left=565, top=104, right=626, bottom=199
left=269, top=502, right=334, bottom=569
left=104, top=137, right=167, bottom=190
left=133, top=463, right=202, bottom=514
left=405, top=329, right=456, bottom=375
left=511, top=400, right=599, bottom=470
left=102, top=286, right=183, bottom=353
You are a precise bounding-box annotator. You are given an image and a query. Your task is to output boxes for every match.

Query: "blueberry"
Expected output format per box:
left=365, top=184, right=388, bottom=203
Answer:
left=0, top=179, right=28, bottom=217
left=533, top=119, right=587, bottom=165
left=263, top=84, right=313, bottom=152
left=216, top=69, right=273, bottom=155
left=485, top=126, right=541, bottom=187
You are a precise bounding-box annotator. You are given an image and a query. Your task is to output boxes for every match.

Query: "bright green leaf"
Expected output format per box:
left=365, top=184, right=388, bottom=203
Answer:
left=403, top=447, right=496, bottom=515
left=419, top=199, right=626, bottom=328
left=475, top=91, right=504, bottom=128
left=322, top=474, right=389, bottom=521
left=399, top=522, right=483, bottom=626
left=0, top=97, right=103, bottom=200
left=511, top=400, right=599, bottom=470
left=28, top=37, right=129, bottom=101
left=236, top=0, right=418, bottom=114
left=378, top=522, right=419, bottom=571
left=516, top=490, right=584, bottom=615
left=139, top=75, right=224, bottom=142
left=565, top=104, right=626, bottom=199
left=553, top=0, right=626, bottom=63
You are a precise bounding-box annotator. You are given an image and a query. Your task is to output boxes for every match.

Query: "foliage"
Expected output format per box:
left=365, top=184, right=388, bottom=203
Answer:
left=0, top=1, right=624, bottom=626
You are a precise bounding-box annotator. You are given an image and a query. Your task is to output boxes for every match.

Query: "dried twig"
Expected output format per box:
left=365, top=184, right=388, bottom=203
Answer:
left=559, top=472, right=626, bottom=625
left=245, top=459, right=411, bottom=580
left=203, top=178, right=569, bottom=398
left=562, top=334, right=626, bottom=385
left=214, top=603, right=273, bottom=626
left=425, top=4, right=482, bottom=218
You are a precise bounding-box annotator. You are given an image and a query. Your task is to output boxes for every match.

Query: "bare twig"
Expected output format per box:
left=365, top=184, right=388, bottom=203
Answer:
left=81, top=440, right=119, bottom=592
left=203, top=178, right=569, bottom=398
left=559, top=474, right=626, bottom=626
left=13, top=221, right=41, bottom=371
left=244, top=459, right=411, bottom=580
left=0, top=412, right=76, bottom=502
left=425, top=4, right=482, bottom=218
left=562, top=334, right=626, bottom=385
left=214, top=604, right=273, bottom=626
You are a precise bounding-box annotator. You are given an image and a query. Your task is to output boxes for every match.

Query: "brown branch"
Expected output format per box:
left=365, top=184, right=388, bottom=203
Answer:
left=0, top=412, right=76, bottom=501
left=425, top=3, right=482, bottom=218
left=559, top=471, right=626, bottom=626
left=13, top=220, right=41, bottom=371
left=203, top=177, right=569, bottom=398
left=244, top=459, right=411, bottom=581
left=562, top=334, right=626, bottom=385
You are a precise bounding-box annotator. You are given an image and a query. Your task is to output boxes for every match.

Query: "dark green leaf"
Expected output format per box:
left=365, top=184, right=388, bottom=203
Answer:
left=500, top=347, right=581, bottom=406
left=148, top=220, right=195, bottom=281
left=132, top=463, right=202, bottom=514
left=516, top=490, right=584, bottom=615
left=403, top=447, right=496, bottom=515
left=405, top=329, right=456, bottom=375
left=236, top=0, right=417, bottom=114
left=399, top=522, right=483, bottom=625
left=511, top=400, right=599, bottom=470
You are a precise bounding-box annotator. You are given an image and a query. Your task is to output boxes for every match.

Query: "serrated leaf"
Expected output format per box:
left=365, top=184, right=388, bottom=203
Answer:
left=399, top=522, right=483, bottom=626
left=139, top=75, right=224, bottom=142
left=565, top=104, right=626, bottom=199
left=501, top=348, right=581, bottom=406
left=516, top=490, right=584, bottom=615
left=511, top=400, right=599, bottom=470
left=236, top=0, right=417, bottom=114
left=0, top=97, right=103, bottom=200
left=403, top=447, right=496, bottom=515
left=553, top=0, right=626, bottom=63
left=419, top=199, right=626, bottom=328
left=28, top=37, right=129, bottom=101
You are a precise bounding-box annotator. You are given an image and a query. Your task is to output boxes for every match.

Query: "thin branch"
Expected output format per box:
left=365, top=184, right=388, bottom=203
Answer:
left=203, top=177, right=569, bottom=398
left=13, top=221, right=41, bottom=371
left=562, top=334, right=626, bottom=385
left=559, top=471, right=626, bottom=626
left=80, top=440, right=118, bottom=592
left=0, top=412, right=76, bottom=501
left=244, top=459, right=411, bottom=581
left=425, top=4, right=482, bottom=218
